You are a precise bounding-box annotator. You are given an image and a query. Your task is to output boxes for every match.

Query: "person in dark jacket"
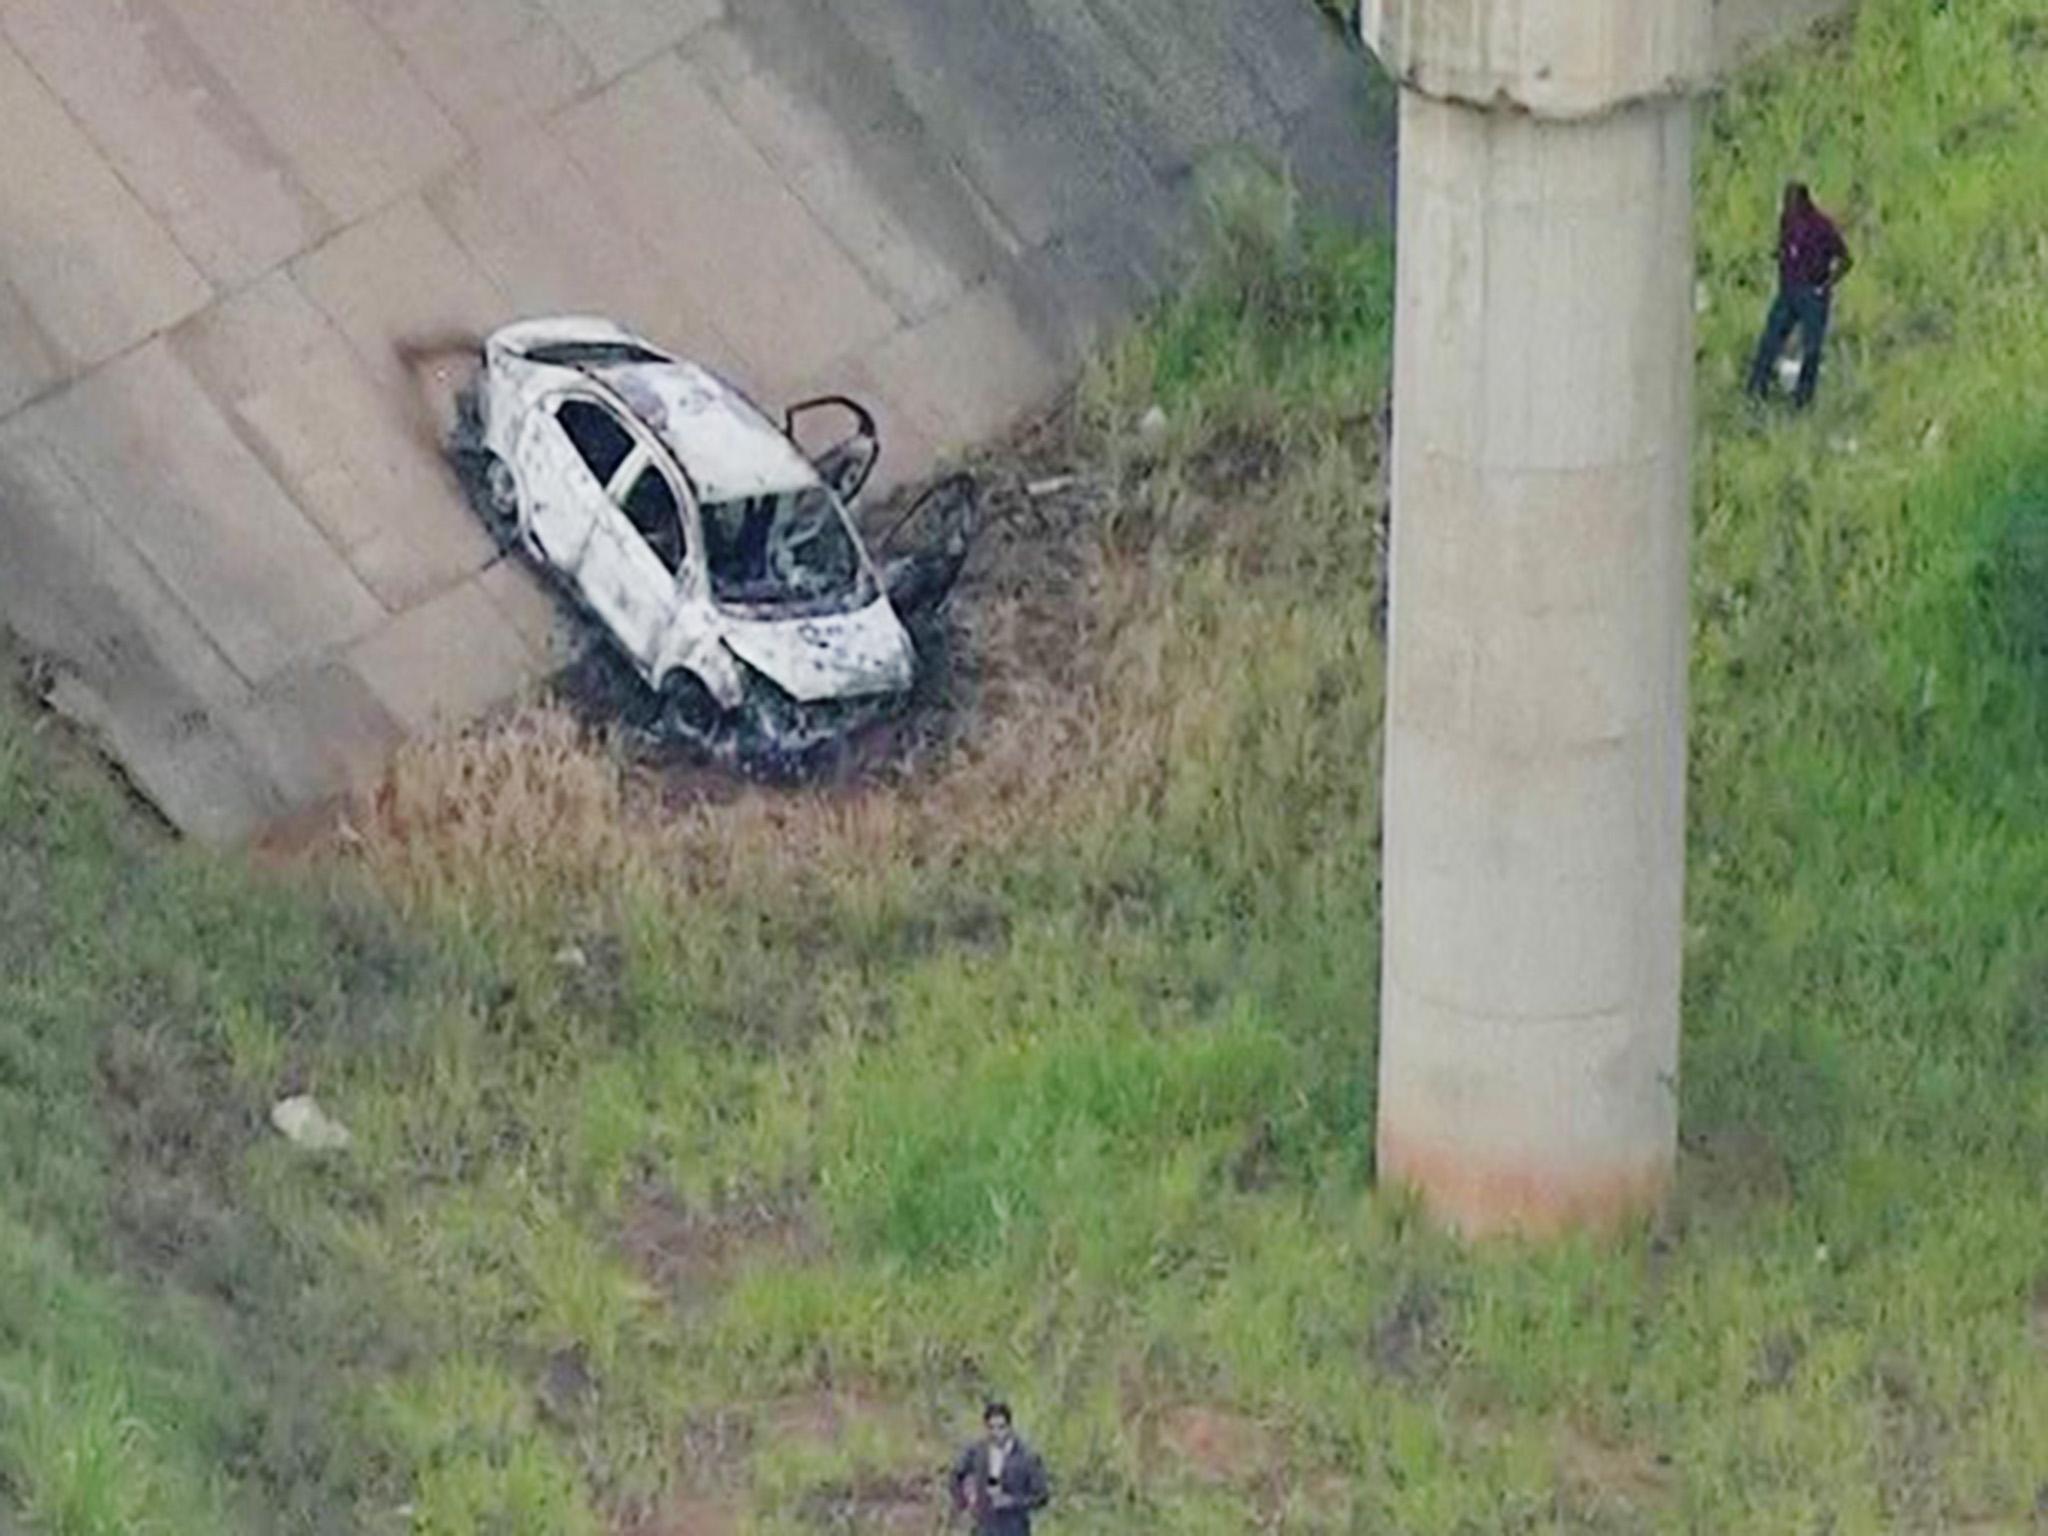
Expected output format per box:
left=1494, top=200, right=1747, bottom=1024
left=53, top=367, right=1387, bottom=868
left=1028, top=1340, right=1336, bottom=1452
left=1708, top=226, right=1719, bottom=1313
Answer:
left=950, top=1401, right=1050, bottom=1533
left=1746, top=181, right=1854, bottom=409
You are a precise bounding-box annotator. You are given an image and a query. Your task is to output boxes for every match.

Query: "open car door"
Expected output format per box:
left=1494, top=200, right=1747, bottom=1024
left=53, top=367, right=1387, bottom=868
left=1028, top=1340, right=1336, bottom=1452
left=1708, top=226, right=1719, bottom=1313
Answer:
left=876, top=473, right=979, bottom=619
left=784, top=396, right=880, bottom=505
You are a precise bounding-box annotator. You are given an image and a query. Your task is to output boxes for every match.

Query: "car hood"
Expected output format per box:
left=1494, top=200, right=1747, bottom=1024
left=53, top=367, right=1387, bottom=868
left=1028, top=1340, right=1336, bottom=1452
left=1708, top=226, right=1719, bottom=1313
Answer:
left=720, top=600, right=915, bottom=704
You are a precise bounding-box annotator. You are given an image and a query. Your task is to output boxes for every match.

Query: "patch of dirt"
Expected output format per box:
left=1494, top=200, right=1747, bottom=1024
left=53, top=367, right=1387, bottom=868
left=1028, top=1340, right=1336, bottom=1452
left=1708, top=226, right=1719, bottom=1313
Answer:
left=93, top=1021, right=402, bottom=1526
left=96, top=1022, right=266, bottom=1294
left=796, top=1470, right=931, bottom=1531
left=1659, top=1123, right=1793, bottom=1245
left=248, top=794, right=354, bottom=866
left=1869, top=1353, right=1950, bottom=1528
left=1368, top=1279, right=1447, bottom=1384
left=538, top=1343, right=598, bottom=1427
left=1187, top=418, right=1286, bottom=499
left=1554, top=1423, right=1675, bottom=1522
left=761, top=1388, right=884, bottom=1449
left=888, top=895, right=1010, bottom=959
left=552, top=928, right=629, bottom=1020
left=1749, top=1329, right=1805, bottom=1395
left=617, top=1495, right=742, bottom=1536
left=625, top=1388, right=933, bottom=1536
left=1157, top=1405, right=1278, bottom=1488
left=619, top=1182, right=821, bottom=1306
left=1228, top=1115, right=1284, bottom=1192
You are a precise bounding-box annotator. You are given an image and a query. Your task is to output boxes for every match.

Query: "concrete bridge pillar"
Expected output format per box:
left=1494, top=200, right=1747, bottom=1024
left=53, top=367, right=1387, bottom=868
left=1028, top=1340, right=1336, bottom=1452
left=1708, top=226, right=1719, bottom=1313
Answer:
left=1363, top=0, right=1709, bottom=1235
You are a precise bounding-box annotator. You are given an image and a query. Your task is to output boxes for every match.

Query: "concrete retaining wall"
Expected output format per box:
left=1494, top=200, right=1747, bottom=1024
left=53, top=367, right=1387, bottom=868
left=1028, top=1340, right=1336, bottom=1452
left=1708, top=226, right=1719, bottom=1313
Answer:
left=0, top=0, right=1391, bottom=840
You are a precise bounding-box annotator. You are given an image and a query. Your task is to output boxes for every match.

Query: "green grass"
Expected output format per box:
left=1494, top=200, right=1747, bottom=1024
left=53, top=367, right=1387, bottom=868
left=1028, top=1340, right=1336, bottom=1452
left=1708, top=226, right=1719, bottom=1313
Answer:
left=4, top=0, right=2048, bottom=1529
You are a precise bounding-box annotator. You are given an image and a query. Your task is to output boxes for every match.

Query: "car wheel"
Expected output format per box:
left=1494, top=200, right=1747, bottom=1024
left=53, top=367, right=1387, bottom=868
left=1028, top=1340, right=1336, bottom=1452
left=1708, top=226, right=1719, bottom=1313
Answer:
left=450, top=381, right=486, bottom=457
left=483, top=455, right=519, bottom=519
left=657, top=670, right=722, bottom=743
left=479, top=454, right=523, bottom=548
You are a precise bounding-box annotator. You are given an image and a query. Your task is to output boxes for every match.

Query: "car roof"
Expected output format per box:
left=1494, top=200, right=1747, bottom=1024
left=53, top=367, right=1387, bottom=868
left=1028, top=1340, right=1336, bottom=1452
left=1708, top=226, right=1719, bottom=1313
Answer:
left=595, top=361, right=820, bottom=504
left=489, top=319, right=820, bottom=503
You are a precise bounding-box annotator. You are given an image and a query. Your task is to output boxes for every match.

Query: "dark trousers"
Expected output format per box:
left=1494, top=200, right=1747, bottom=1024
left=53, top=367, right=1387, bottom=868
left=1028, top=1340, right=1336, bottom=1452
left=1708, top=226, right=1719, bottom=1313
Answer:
left=1747, top=283, right=1831, bottom=408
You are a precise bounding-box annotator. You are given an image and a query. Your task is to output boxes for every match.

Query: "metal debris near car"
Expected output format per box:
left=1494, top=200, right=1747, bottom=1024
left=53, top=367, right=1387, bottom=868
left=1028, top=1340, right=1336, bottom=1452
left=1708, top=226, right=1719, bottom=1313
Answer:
left=447, top=318, right=978, bottom=770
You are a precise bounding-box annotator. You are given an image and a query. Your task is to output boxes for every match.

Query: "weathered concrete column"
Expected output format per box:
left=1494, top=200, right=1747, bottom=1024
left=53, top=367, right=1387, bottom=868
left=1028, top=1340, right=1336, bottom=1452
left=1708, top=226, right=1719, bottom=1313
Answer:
left=1365, top=0, right=1707, bottom=1236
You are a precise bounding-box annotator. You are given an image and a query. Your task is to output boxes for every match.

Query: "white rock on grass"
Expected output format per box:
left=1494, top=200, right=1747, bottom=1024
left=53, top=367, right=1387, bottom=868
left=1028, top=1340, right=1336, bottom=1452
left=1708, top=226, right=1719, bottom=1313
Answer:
left=271, top=1095, right=353, bottom=1152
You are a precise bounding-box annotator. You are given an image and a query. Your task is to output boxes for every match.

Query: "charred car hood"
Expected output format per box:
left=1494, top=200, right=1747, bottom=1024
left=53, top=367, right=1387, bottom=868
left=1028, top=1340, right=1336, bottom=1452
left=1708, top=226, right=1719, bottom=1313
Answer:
left=720, top=601, right=914, bottom=704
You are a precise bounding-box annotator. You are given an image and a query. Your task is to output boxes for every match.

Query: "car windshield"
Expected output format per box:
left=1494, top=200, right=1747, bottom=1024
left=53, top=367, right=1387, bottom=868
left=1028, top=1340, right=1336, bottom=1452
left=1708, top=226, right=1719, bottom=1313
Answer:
left=700, top=487, right=874, bottom=613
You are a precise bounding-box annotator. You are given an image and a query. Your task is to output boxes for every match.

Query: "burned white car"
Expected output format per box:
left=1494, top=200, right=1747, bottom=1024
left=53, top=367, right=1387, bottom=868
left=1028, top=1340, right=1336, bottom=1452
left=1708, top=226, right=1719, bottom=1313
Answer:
left=458, top=318, right=966, bottom=757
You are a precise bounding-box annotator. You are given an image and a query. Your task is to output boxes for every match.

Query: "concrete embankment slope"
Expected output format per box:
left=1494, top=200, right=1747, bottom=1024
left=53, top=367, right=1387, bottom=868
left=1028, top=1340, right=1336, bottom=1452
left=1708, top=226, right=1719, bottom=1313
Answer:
left=0, top=0, right=1389, bottom=841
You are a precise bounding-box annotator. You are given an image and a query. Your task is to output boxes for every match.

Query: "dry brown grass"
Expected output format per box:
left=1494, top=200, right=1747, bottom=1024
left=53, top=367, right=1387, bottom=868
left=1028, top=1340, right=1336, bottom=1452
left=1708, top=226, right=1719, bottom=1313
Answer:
left=352, top=703, right=636, bottom=912
left=353, top=690, right=1122, bottom=921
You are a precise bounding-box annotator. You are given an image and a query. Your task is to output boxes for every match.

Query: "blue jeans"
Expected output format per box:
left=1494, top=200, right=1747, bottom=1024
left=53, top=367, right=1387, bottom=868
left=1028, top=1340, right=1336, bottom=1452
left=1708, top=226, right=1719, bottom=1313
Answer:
left=1747, top=284, right=1831, bottom=408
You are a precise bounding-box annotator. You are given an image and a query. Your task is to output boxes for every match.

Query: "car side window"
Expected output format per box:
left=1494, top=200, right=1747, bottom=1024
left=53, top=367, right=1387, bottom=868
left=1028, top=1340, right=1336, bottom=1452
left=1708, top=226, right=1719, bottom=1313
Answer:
left=556, top=399, right=636, bottom=486
left=619, top=467, right=685, bottom=576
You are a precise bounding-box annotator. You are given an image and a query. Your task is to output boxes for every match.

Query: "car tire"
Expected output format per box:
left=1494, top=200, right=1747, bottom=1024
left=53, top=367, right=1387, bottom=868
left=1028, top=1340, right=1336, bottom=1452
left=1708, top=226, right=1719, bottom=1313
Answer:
left=480, top=454, right=522, bottom=547
left=657, top=670, right=722, bottom=742
left=450, top=381, right=486, bottom=456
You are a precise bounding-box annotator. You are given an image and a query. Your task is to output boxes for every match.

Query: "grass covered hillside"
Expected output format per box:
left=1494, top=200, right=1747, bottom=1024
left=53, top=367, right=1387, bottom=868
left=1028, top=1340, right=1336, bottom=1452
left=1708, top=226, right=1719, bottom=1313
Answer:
left=3, top=0, right=2048, bottom=1530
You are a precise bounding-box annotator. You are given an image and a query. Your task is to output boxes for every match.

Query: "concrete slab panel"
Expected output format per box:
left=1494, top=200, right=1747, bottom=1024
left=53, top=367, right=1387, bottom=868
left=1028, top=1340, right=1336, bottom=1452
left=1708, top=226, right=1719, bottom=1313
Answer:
left=51, top=668, right=279, bottom=840
left=1229, top=0, right=1359, bottom=117
left=0, top=427, right=252, bottom=714
left=476, top=556, right=579, bottom=667
left=1000, top=238, right=1144, bottom=380
left=425, top=124, right=741, bottom=376
left=535, top=0, right=721, bottom=81
left=228, top=656, right=406, bottom=808
left=167, top=0, right=465, bottom=223
left=556, top=53, right=900, bottom=395
left=171, top=271, right=498, bottom=613
left=824, top=0, right=1158, bottom=249
left=0, top=280, right=66, bottom=418
left=861, top=280, right=1065, bottom=454
left=1029, top=0, right=1287, bottom=179
left=0, top=428, right=281, bottom=840
left=689, top=7, right=1013, bottom=324
left=1281, top=72, right=1399, bottom=230
left=5, top=342, right=387, bottom=687
left=1000, top=178, right=1187, bottom=368
left=293, top=196, right=513, bottom=442
left=348, top=574, right=540, bottom=734
left=351, top=0, right=597, bottom=141
left=0, top=35, right=209, bottom=385
left=687, top=30, right=961, bottom=326
left=0, top=0, right=330, bottom=287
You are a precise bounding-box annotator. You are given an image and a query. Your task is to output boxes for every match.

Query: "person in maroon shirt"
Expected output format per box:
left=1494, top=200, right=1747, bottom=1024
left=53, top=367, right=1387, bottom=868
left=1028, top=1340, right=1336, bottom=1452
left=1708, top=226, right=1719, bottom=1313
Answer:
left=1746, top=181, right=1854, bottom=409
